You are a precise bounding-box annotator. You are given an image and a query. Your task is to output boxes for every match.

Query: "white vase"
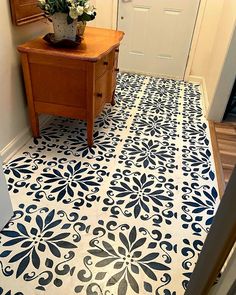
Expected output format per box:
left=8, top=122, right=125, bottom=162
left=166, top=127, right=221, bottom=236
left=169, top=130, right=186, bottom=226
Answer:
left=51, top=12, right=77, bottom=41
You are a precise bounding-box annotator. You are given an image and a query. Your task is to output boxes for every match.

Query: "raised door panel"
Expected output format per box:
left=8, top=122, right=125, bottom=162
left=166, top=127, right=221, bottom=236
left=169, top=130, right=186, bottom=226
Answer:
left=10, top=0, right=44, bottom=26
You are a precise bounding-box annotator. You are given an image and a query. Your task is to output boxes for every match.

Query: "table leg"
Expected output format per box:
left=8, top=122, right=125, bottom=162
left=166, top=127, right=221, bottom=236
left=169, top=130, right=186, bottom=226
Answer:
left=111, top=90, right=116, bottom=106
left=87, top=120, right=94, bottom=147
left=21, top=53, right=40, bottom=139
left=30, top=112, right=40, bottom=138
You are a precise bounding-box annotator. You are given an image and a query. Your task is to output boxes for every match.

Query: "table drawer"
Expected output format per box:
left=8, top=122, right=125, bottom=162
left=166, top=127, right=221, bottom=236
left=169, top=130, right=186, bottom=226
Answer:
left=95, top=51, right=115, bottom=79
left=95, top=72, right=109, bottom=116
left=114, top=47, right=119, bottom=70
left=112, top=47, right=119, bottom=91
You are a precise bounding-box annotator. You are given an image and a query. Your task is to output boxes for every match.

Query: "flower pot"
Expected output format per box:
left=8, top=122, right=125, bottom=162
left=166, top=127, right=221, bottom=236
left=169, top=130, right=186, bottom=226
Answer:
left=77, top=21, right=86, bottom=36
left=51, top=12, right=77, bottom=41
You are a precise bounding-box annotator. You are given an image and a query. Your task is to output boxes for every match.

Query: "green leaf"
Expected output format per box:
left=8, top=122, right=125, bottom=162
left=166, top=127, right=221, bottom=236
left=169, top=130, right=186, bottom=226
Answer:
left=67, top=15, right=74, bottom=25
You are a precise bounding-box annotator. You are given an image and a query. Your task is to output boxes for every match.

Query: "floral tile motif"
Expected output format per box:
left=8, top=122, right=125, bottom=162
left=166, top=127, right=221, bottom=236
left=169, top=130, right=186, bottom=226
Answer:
left=75, top=219, right=177, bottom=295
left=0, top=74, right=219, bottom=294
left=94, top=104, right=132, bottom=133
left=3, top=152, right=47, bottom=194
left=181, top=183, right=218, bottom=235
left=30, top=128, right=121, bottom=163
left=118, top=136, right=178, bottom=173
left=182, top=83, right=203, bottom=121
left=116, top=72, right=147, bottom=94
left=102, top=169, right=177, bottom=224
left=62, top=130, right=122, bottom=162
left=180, top=237, right=204, bottom=290
left=0, top=203, right=89, bottom=293
left=140, top=77, right=182, bottom=117
left=130, top=113, right=179, bottom=140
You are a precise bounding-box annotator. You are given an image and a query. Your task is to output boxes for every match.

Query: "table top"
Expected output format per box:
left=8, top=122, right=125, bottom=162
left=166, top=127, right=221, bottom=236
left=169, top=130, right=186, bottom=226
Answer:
left=17, top=27, right=124, bottom=62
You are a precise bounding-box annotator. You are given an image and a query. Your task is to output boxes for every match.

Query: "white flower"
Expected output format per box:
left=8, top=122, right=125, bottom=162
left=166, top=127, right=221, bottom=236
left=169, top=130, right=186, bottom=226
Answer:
left=69, top=7, right=78, bottom=19
left=76, top=5, right=84, bottom=16
left=84, top=2, right=95, bottom=14
left=45, top=4, right=50, bottom=11
left=38, top=0, right=46, bottom=8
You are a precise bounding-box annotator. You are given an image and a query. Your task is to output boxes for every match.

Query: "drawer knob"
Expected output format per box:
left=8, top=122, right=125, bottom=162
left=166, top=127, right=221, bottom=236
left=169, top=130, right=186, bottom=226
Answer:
left=115, top=68, right=120, bottom=72
left=103, top=61, right=109, bottom=66
left=97, top=93, right=103, bottom=98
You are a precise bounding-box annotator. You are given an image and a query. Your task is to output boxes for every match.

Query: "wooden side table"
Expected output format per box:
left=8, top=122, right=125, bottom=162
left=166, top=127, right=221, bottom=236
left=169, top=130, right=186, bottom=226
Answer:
left=17, top=27, right=124, bottom=146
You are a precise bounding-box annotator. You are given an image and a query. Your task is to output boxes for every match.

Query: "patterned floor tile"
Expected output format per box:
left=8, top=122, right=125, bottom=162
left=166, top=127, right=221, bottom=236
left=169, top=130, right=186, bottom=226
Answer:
left=118, top=135, right=178, bottom=173
left=0, top=73, right=220, bottom=295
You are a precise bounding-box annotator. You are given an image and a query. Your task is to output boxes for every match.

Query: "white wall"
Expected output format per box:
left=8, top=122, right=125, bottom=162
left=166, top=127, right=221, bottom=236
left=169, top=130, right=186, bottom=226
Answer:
left=190, top=0, right=224, bottom=78
left=190, top=0, right=236, bottom=121
left=206, top=1, right=236, bottom=121
left=0, top=156, right=13, bottom=231
left=0, top=0, right=51, bottom=159
left=90, top=0, right=118, bottom=29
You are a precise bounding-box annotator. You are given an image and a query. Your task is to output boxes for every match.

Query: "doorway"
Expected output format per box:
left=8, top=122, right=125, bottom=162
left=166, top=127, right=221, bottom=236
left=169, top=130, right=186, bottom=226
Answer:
left=118, top=0, right=200, bottom=79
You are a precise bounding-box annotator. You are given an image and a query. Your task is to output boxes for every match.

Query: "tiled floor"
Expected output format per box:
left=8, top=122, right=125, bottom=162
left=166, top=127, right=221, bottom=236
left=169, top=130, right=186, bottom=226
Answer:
left=0, top=73, right=220, bottom=295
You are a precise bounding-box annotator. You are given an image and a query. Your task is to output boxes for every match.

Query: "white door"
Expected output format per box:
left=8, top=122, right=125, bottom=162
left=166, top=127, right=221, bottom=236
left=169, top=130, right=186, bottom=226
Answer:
left=0, top=157, right=13, bottom=231
left=118, top=0, right=200, bottom=79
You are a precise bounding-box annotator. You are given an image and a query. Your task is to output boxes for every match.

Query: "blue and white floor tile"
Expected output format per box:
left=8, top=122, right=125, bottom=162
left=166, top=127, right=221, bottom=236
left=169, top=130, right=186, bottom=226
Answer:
left=0, top=73, right=220, bottom=295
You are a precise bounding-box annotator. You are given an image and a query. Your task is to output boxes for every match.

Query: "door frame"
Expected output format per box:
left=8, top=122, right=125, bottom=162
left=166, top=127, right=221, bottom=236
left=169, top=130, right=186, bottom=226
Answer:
left=183, top=0, right=206, bottom=81
left=112, top=0, right=119, bottom=29
left=115, top=0, right=204, bottom=80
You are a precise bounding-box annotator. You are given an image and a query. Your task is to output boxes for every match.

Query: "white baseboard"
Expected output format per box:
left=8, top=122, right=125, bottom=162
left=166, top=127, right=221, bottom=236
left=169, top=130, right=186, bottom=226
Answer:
left=0, top=127, right=31, bottom=164
left=120, top=69, right=183, bottom=81
left=188, top=75, right=209, bottom=117
left=188, top=75, right=202, bottom=84
left=0, top=114, right=52, bottom=164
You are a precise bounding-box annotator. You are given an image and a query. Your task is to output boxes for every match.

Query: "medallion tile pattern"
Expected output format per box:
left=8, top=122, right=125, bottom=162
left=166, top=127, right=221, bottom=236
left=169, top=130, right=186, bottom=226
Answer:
left=0, top=73, right=220, bottom=294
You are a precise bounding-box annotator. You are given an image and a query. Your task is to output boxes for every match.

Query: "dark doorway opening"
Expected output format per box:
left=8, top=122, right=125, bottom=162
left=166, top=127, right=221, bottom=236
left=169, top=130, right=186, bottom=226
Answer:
left=223, top=78, right=236, bottom=120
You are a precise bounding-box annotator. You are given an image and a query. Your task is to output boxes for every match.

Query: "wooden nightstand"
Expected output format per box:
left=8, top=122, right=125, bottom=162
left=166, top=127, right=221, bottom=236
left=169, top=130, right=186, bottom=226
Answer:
left=17, top=27, right=124, bottom=146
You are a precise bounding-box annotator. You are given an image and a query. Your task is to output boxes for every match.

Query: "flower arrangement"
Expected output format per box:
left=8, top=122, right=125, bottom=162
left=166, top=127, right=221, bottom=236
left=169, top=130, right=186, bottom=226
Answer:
left=38, top=0, right=96, bottom=24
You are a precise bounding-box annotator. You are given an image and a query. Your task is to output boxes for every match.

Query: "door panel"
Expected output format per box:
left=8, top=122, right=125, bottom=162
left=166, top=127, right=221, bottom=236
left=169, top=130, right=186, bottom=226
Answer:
left=118, top=0, right=200, bottom=79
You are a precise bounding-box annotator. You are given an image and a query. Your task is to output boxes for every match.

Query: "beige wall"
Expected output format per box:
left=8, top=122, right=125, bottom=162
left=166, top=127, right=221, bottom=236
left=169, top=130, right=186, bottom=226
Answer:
left=0, top=156, right=13, bottom=230
left=190, top=0, right=236, bottom=121
left=190, top=0, right=224, bottom=77
left=90, top=0, right=117, bottom=29
left=206, top=0, right=236, bottom=120
left=0, top=0, right=51, bottom=153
